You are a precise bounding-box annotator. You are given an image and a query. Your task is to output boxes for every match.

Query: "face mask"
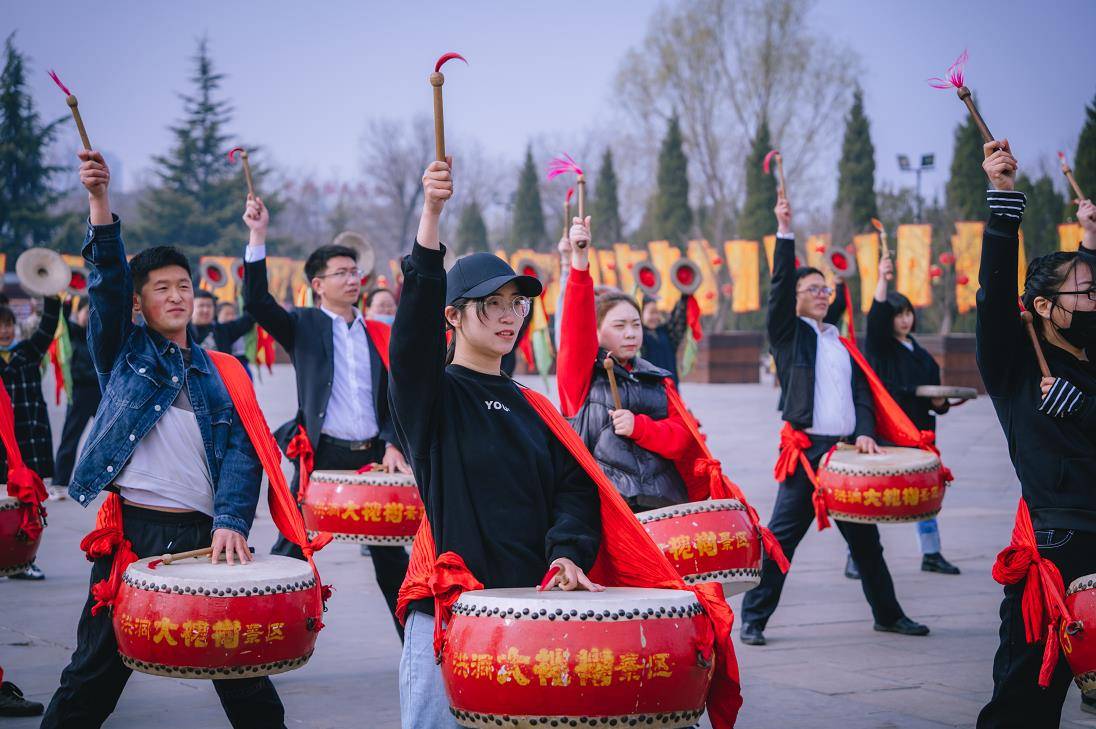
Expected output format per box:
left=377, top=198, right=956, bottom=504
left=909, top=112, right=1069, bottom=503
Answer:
left=371, top=314, right=395, bottom=326
left=1058, top=308, right=1096, bottom=350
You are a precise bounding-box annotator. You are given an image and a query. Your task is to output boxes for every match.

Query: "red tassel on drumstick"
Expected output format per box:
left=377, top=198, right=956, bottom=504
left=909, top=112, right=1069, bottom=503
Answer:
left=929, top=50, right=995, bottom=145
left=762, top=149, right=787, bottom=199
left=547, top=154, right=587, bottom=246
left=1058, top=151, right=1086, bottom=203
left=227, top=147, right=256, bottom=198
left=430, top=52, right=467, bottom=162
left=47, top=69, right=91, bottom=150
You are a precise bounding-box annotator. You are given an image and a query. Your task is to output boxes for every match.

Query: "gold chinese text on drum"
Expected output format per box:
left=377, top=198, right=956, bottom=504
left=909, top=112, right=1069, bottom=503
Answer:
left=302, top=469, right=423, bottom=545
left=443, top=587, right=713, bottom=729
left=818, top=446, right=946, bottom=524
left=113, top=554, right=323, bottom=679
left=915, top=385, right=978, bottom=401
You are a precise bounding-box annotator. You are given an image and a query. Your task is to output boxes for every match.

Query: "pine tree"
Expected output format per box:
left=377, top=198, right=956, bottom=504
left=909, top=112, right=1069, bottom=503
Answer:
left=591, top=147, right=623, bottom=244
left=1017, top=172, right=1065, bottom=259
left=652, top=114, right=693, bottom=247
left=138, top=39, right=263, bottom=256
left=0, top=33, right=65, bottom=260
left=511, top=145, right=547, bottom=250
left=1073, top=90, right=1096, bottom=212
left=946, top=110, right=986, bottom=221
left=456, top=199, right=489, bottom=253
left=834, top=87, right=878, bottom=230
left=738, top=120, right=777, bottom=241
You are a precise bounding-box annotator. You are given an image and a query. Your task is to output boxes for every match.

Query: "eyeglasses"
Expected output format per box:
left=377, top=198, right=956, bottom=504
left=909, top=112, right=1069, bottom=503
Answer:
left=480, top=295, right=531, bottom=319
left=315, top=267, right=365, bottom=281
left=796, top=285, right=834, bottom=298
left=1055, top=288, right=1096, bottom=302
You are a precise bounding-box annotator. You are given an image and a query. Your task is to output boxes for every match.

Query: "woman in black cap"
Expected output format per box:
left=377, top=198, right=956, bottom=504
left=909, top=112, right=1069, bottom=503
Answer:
left=390, top=159, right=603, bottom=728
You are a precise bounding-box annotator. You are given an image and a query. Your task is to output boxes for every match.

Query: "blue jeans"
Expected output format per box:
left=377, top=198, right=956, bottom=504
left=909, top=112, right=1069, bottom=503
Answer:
left=400, top=610, right=459, bottom=729
left=917, top=517, right=942, bottom=554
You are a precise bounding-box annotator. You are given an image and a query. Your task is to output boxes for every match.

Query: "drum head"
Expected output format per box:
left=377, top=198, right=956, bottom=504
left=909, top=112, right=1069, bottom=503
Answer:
left=454, top=587, right=700, bottom=619
left=915, top=385, right=978, bottom=400
left=124, top=554, right=315, bottom=595
left=824, top=446, right=940, bottom=474
left=636, top=498, right=746, bottom=524
left=0, top=496, right=17, bottom=510
left=309, top=469, right=416, bottom=487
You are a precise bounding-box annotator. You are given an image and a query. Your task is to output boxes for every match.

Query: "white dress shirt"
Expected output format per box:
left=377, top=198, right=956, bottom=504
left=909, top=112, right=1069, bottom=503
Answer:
left=801, top=317, right=856, bottom=437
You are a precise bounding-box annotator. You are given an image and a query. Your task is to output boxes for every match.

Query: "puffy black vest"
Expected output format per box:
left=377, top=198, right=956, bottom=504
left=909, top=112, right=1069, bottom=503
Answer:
left=570, top=351, right=687, bottom=510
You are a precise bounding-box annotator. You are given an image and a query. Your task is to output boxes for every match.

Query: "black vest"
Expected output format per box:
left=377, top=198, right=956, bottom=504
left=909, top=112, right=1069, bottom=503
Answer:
left=570, top=351, right=687, bottom=510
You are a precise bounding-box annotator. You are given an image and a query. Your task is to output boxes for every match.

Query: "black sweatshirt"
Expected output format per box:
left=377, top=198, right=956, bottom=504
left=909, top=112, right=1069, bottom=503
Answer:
left=865, top=299, right=947, bottom=432
left=976, top=189, right=1096, bottom=532
left=389, top=242, right=601, bottom=616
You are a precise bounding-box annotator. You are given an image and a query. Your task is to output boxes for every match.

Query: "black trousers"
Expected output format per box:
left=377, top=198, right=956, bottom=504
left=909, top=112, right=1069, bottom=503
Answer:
left=53, top=385, right=102, bottom=486
left=42, top=505, right=285, bottom=729
left=977, top=528, right=1096, bottom=728
left=741, top=436, right=906, bottom=629
left=272, top=438, right=409, bottom=641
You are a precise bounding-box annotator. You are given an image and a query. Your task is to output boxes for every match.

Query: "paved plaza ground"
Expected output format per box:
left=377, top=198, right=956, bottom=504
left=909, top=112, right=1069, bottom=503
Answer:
left=2, top=364, right=1094, bottom=728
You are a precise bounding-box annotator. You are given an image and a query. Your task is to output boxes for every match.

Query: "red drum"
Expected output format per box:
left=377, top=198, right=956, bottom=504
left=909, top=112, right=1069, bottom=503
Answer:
left=302, top=469, right=423, bottom=545
left=0, top=496, right=40, bottom=577
left=1063, top=574, right=1096, bottom=696
left=636, top=499, right=761, bottom=595
left=443, top=587, right=713, bottom=728
left=113, top=554, right=322, bottom=678
left=818, top=446, right=945, bottom=524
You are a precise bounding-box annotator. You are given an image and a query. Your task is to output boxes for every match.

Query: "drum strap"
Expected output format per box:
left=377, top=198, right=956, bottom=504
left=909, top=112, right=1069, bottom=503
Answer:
left=0, top=371, right=46, bottom=543
left=286, top=425, right=315, bottom=505
left=774, top=423, right=832, bottom=531
left=992, top=499, right=1073, bottom=688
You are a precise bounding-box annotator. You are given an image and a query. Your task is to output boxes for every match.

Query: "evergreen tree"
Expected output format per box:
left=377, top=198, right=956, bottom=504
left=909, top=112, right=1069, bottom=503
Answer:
left=946, top=109, right=986, bottom=221
left=456, top=199, right=489, bottom=253
left=511, top=145, right=547, bottom=250
left=1017, top=172, right=1065, bottom=259
left=1073, top=90, right=1096, bottom=215
left=652, top=114, right=693, bottom=247
left=738, top=120, right=777, bottom=241
left=591, top=147, right=623, bottom=244
left=138, top=39, right=262, bottom=256
left=0, top=33, right=64, bottom=260
left=834, top=87, right=878, bottom=229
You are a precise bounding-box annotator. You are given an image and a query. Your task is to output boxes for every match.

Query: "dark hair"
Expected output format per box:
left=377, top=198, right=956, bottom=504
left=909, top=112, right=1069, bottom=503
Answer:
left=595, top=292, right=641, bottom=326
left=444, top=297, right=490, bottom=365
left=0, top=307, right=14, bottom=327
left=886, top=291, right=916, bottom=332
left=0, top=293, right=9, bottom=306
left=795, top=266, right=825, bottom=285
left=365, top=288, right=395, bottom=308
left=1023, top=251, right=1082, bottom=337
left=74, top=297, right=89, bottom=312
left=305, top=244, right=357, bottom=282
left=129, top=246, right=192, bottom=293
left=195, top=289, right=215, bottom=302
left=216, top=301, right=237, bottom=314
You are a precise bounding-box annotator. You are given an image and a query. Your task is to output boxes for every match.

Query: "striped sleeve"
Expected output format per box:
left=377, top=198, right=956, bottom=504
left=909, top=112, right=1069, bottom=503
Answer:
left=986, top=189, right=1026, bottom=221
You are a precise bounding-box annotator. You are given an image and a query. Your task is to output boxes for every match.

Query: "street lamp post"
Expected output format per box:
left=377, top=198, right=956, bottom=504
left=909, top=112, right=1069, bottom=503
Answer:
left=897, top=153, right=936, bottom=222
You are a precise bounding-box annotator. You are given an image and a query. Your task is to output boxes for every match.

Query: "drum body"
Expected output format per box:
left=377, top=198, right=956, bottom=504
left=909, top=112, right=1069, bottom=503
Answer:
left=302, top=469, right=423, bottom=545
left=1064, top=574, right=1096, bottom=696
left=636, top=499, right=761, bottom=595
left=113, top=554, right=322, bottom=678
left=0, top=496, right=40, bottom=577
left=818, top=447, right=945, bottom=524
left=443, top=587, right=713, bottom=729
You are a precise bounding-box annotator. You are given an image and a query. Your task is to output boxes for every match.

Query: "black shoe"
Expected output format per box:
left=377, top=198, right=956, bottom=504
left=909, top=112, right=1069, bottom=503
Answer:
left=874, top=617, right=930, bottom=636
left=7, top=562, right=44, bottom=580
left=1081, top=694, right=1096, bottom=715
left=0, top=682, right=44, bottom=717
left=740, top=623, right=766, bottom=646
left=844, top=554, right=861, bottom=580
left=921, top=552, right=961, bottom=575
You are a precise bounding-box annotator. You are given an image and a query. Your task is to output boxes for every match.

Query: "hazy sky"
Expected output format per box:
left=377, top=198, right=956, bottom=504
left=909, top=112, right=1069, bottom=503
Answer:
left=9, top=0, right=1096, bottom=204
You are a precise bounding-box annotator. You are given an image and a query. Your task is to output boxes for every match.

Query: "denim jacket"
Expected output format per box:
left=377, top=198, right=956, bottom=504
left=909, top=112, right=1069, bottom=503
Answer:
left=68, top=216, right=261, bottom=537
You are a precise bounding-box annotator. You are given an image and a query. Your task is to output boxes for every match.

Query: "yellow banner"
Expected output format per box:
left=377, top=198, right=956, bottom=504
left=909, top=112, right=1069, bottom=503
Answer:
left=290, top=260, right=309, bottom=306
left=647, top=241, right=682, bottom=312
left=596, top=249, right=619, bottom=289
left=853, top=233, right=880, bottom=313
left=805, top=234, right=833, bottom=288
left=896, top=224, right=932, bottom=308
left=686, top=240, right=719, bottom=315
left=614, top=243, right=648, bottom=297
left=723, top=240, right=760, bottom=313
left=265, top=256, right=295, bottom=304
left=763, top=235, right=775, bottom=274
left=953, top=221, right=983, bottom=314
left=198, top=255, right=239, bottom=303
left=1060, top=223, right=1083, bottom=252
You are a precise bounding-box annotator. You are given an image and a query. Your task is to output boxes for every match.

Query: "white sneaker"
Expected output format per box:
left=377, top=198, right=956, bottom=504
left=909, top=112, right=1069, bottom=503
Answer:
left=47, top=486, right=68, bottom=501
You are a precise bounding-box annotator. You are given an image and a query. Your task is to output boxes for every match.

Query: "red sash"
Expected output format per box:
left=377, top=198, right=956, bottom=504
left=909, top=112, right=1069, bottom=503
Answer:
left=396, top=386, right=743, bottom=729
left=0, top=373, right=46, bottom=543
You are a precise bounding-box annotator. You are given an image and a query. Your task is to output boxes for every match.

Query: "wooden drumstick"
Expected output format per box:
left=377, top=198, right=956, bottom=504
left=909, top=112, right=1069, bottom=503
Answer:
left=547, top=155, right=586, bottom=247
left=957, top=86, right=993, bottom=144
left=603, top=357, right=623, bottom=411
left=1059, top=152, right=1086, bottom=202
left=430, top=52, right=466, bottom=162
left=48, top=70, right=91, bottom=150
left=775, top=154, right=787, bottom=200
left=1020, top=311, right=1052, bottom=379
left=227, top=147, right=256, bottom=198
left=155, top=547, right=213, bottom=568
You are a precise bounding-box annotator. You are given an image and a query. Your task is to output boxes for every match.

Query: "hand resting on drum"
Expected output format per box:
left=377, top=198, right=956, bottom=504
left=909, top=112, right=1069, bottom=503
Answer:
left=855, top=435, right=883, bottom=455
left=210, top=528, right=253, bottom=565
left=539, top=557, right=605, bottom=593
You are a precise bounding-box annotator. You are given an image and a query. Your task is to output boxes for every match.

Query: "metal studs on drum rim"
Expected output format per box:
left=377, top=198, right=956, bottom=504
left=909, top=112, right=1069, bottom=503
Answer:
left=301, top=469, right=423, bottom=546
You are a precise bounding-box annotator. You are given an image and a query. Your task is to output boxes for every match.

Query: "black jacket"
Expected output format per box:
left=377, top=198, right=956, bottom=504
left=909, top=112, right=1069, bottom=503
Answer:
left=865, top=299, right=947, bottom=432
left=767, top=235, right=874, bottom=438
left=976, top=190, right=1096, bottom=532
left=641, top=295, right=689, bottom=385
left=243, top=258, right=396, bottom=451
left=190, top=314, right=255, bottom=357
left=0, top=296, right=60, bottom=477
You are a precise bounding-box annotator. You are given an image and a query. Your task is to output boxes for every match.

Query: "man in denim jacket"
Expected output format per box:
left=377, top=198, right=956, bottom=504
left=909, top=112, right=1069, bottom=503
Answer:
left=41, top=150, right=286, bottom=729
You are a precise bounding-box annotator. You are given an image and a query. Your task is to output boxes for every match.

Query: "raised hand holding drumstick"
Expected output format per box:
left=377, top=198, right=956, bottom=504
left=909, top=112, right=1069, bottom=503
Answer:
left=417, top=157, right=454, bottom=251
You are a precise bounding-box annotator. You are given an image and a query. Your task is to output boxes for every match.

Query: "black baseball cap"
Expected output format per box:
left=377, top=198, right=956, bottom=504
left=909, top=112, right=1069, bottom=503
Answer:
left=445, top=253, right=542, bottom=306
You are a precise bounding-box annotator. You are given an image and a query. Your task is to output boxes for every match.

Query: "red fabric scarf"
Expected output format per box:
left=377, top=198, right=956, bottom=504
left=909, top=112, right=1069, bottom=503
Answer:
left=397, top=386, right=743, bottom=729
left=0, top=373, right=47, bottom=543
left=81, top=351, right=332, bottom=618
left=991, top=499, right=1072, bottom=688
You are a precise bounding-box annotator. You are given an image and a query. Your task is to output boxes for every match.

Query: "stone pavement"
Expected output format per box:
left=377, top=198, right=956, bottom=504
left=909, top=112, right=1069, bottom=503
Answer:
left=2, top=363, right=1094, bottom=728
